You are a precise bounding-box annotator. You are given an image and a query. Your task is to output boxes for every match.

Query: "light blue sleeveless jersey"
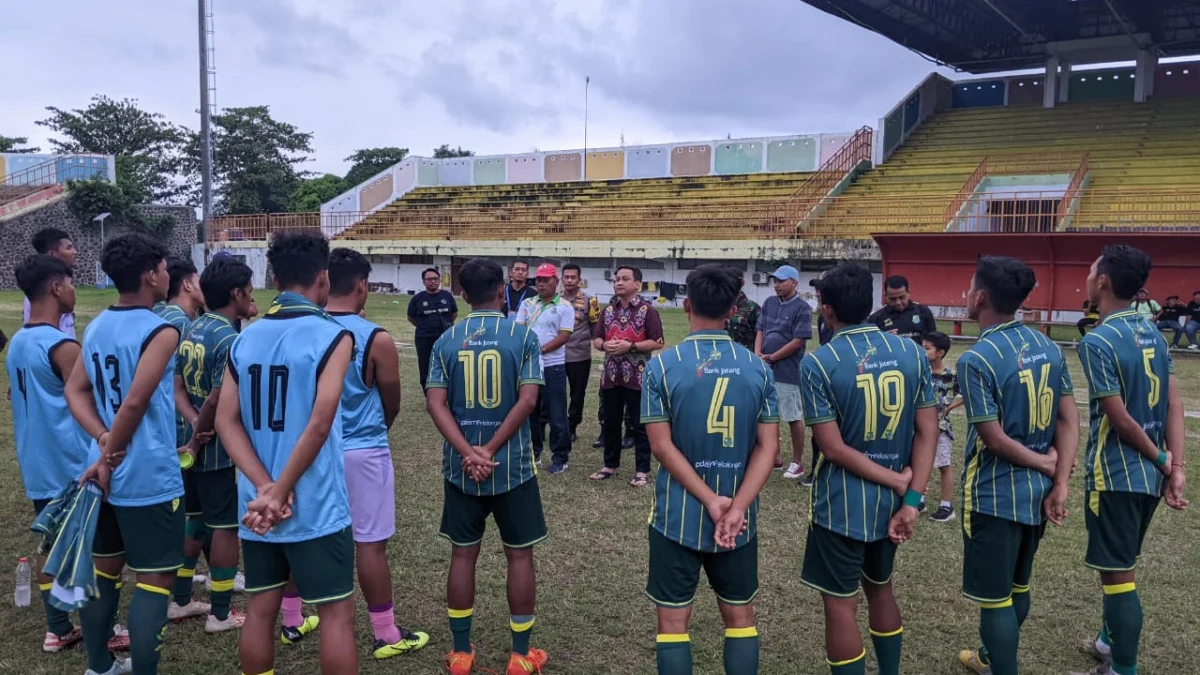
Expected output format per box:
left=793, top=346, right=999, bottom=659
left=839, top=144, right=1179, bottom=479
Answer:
left=7, top=324, right=90, bottom=500
left=330, top=312, right=390, bottom=451
left=81, top=306, right=183, bottom=507
left=229, top=312, right=353, bottom=543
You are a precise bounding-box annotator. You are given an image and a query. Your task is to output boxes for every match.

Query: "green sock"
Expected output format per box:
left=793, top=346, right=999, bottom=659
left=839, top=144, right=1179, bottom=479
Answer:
left=870, top=627, right=903, bottom=675
left=1013, top=585, right=1031, bottom=626
left=979, top=602, right=1020, bottom=675
left=1104, top=583, right=1142, bottom=675
left=129, top=582, right=171, bottom=673
left=827, top=649, right=866, bottom=675
left=723, top=627, right=759, bottom=675
left=656, top=635, right=693, bottom=675
left=39, top=583, right=74, bottom=636
left=448, top=608, right=473, bottom=653
left=209, top=567, right=237, bottom=621
left=81, top=571, right=120, bottom=674
left=510, top=615, right=534, bottom=656
left=174, top=556, right=199, bottom=605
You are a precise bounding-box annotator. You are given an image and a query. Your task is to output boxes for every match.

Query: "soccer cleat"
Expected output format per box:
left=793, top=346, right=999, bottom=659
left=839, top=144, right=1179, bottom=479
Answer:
left=107, top=624, right=129, bottom=652
left=373, top=628, right=431, bottom=659
left=621, top=435, right=634, bottom=449
left=507, top=648, right=549, bottom=675
left=85, top=657, right=132, bottom=675
left=798, top=474, right=814, bottom=487
left=592, top=434, right=604, bottom=449
left=168, top=600, right=212, bottom=622
left=548, top=463, right=568, bottom=475
left=205, top=608, right=246, bottom=633
left=772, top=459, right=784, bottom=470
left=1078, top=636, right=1111, bottom=663
left=958, top=649, right=992, bottom=674
left=1067, top=666, right=1112, bottom=675
left=43, top=626, right=83, bottom=652
left=445, top=647, right=476, bottom=675
left=783, top=462, right=805, bottom=479
left=930, top=505, right=956, bottom=522
left=281, top=615, right=320, bottom=645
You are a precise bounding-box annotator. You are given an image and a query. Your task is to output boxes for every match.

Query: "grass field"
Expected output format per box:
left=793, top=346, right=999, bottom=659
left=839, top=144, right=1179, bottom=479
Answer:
left=2, top=289, right=1199, bottom=675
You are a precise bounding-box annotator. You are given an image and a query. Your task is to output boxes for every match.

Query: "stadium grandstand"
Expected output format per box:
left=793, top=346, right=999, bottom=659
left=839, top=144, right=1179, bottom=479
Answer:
left=207, top=0, right=1200, bottom=327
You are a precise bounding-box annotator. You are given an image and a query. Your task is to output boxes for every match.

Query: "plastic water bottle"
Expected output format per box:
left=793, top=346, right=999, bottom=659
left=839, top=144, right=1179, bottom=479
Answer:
left=14, top=557, right=31, bottom=607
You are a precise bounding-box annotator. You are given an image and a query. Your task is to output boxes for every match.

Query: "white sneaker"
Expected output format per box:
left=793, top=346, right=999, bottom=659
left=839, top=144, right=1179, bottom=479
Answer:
left=85, top=657, right=132, bottom=675
left=168, top=600, right=211, bottom=621
left=1189, top=344, right=1198, bottom=351
left=206, top=608, right=247, bottom=633
left=783, top=462, right=805, bottom=479
left=205, top=571, right=246, bottom=593
left=192, top=572, right=209, bottom=586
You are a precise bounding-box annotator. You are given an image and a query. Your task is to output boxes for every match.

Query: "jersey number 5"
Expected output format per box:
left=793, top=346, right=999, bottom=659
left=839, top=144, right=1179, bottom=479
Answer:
left=855, top=371, right=904, bottom=441
left=1142, top=348, right=1161, bottom=407
left=707, top=377, right=735, bottom=448
left=1017, top=363, right=1054, bottom=432
left=458, top=350, right=501, bottom=409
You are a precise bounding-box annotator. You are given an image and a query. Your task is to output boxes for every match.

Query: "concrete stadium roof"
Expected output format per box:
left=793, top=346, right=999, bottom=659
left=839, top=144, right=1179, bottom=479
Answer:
left=798, top=0, right=1200, bottom=73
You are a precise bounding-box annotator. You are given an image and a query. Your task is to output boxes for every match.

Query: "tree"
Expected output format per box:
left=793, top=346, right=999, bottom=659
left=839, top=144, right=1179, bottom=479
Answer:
left=36, top=95, right=186, bottom=202
left=432, top=144, right=474, bottom=158
left=342, top=146, right=409, bottom=188
left=288, top=174, right=345, bottom=212
left=0, top=135, right=40, bottom=153
left=184, top=106, right=313, bottom=215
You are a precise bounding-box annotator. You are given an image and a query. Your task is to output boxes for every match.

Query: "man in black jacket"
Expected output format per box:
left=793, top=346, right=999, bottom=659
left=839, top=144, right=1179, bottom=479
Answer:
left=867, top=275, right=937, bottom=343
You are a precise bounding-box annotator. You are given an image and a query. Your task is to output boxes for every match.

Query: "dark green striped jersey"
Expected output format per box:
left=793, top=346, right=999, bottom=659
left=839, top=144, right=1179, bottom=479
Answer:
left=799, top=324, right=936, bottom=542
left=428, top=310, right=544, bottom=496
left=154, top=301, right=194, bottom=445
left=958, top=321, right=1073, bottom=526
left=176, top=312, right=239, bottom=471
left=641, top=330, right=780, bottom=552
left=1077, top=309, right=1172, bottom=496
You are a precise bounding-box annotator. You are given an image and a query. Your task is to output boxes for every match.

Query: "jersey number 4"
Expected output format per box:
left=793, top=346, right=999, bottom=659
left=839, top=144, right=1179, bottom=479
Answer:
left=458, top=350, right=501, bottom=409
left=855, top=372, right=904, bottom=441
left=707, top=377, right=735, bottom=447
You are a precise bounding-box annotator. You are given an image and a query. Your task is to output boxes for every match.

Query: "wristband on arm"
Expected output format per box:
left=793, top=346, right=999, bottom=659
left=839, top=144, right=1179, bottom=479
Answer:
left=903, top=489, right=924, bottom=509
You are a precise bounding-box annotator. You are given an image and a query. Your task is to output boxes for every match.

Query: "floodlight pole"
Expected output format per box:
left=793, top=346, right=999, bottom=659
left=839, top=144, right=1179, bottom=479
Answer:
left=583, top=76, right=590, bottom=180
left=198, top=0, right=215, bottom=244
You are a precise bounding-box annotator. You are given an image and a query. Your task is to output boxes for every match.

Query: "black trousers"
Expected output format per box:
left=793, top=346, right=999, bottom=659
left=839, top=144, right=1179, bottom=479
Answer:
left=565, top=360, right=591, bottom=433
left=416, top=335, right=438, bottom=390
left=601, top=387, right=650, bottom=474
left=1077, top=317, right=1098, bottom=337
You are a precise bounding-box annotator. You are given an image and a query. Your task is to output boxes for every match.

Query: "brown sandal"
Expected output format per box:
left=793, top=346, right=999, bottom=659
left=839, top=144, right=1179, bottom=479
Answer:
left=629, top=473, right=649, bottom=487
left=589, top=468, right=617, bottom=481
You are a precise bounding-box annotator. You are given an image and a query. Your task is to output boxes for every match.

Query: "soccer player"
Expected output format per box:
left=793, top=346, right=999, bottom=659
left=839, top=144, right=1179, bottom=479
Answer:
left=641, top=264, right=780, bottom=675
left=24, top=227, right=78, bottom=335
left=8, top=254, right=88, bottom=652
left=171, top=258, right=257, bottom=632
left=1070, top=245, right=1187, bottom=675
left=953, top=257, right=1078, bottom=675
left=797, top=263, right=938, bottom=675
left=425, top=258, right=548, bottom=675
left=65, top=233, right=185, bottom=675
left=214, top=231, right=358, bottom=675
left=326, top=248, right=430, bottom=659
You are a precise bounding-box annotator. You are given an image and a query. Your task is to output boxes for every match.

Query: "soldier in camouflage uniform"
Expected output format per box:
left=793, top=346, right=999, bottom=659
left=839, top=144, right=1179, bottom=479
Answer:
left=725, top=267, right=759, bottom=349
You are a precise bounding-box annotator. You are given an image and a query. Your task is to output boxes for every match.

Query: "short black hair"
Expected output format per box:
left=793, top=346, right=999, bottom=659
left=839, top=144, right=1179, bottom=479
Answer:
left=328, top=248, right=372, bottom=297
left=685, top=264, right=741, bottom=320
left=199, top=258, right=253, bottom=310
left=885, top=275, right=909, bottom=291
left=1168, top=294, right=1180, bottom=301
left=615, top=265, right=643, bottom=282
left=562, top=263, right=581, bottom=276
left=267, top=231, right=330, bottom=289
left=1097, top=245, right=1152, bottom=302
left=819, top=263, right=874, bottom=324
left=922, top=330, right=951, bottom=356
left=422, top=267, right=440, bottom=280
left=166, top=257, right=198, bottom=300
left=724, top=265, right=745, bottom=283
left=460, top=258, right=505, bottom=305
left=101, top=233, right=168, bottom=294
left=32, top=228, right=71, bottom=255
left=972, top=256, right=1036, bottom=315
left=512, top=260, right=529, bottom=269
left=15, top=254, right=73, bottom=300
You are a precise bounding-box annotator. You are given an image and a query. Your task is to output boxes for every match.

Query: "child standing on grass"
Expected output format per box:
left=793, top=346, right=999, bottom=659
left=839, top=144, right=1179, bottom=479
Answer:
left=922, top=331, right=962, bottom=522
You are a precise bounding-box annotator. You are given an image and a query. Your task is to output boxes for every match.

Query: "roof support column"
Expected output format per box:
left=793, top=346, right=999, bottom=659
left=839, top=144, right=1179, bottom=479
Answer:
left=1044, top=56, right=1060, bottom=108
left=1134, top=49, right=1158, bottom=102
left=1058, top=61, right=1072, bottom=103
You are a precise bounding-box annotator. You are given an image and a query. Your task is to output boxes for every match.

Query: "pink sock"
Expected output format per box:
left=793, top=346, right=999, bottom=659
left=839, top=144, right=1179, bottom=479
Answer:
left=369, top=604, right=401, bottom=645
left=281, top=594, right=303, bottom=628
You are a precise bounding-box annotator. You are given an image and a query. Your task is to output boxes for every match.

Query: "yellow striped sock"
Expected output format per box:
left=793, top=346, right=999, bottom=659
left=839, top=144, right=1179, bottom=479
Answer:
left=210, top=579, right=236, bottom=593
left=1103, top=582, right=1136, bottom=595
left=135, top=583, right=171, bottom=596
left=827, top=649, right=866, bottom=666
left=725, top=626, right=758, bottom=639
left=981, top=598, right=1014, bottom=610
left=94, top=568, right=121, bottom=581
left=869, top=626, right=904, bottom=638
left=39, top=582, right=53, bottom=592
left=448, top=607, right=474, bottom=619
left=656, top=633, right=690, bottom=643
left=176, top=568, right=195, bottom=579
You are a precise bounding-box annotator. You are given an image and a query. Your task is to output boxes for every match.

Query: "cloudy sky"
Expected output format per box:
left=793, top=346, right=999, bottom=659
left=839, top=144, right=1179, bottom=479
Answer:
left=1, top=0, right=954, bottom=176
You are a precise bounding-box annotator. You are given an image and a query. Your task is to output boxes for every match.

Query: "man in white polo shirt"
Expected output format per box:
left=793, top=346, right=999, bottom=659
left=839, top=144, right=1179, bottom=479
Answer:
left=516, top=263, right=575, bottom=474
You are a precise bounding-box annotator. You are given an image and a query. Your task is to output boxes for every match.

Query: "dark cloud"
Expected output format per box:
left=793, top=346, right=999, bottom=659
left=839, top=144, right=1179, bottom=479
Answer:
left=223, top=0, right=366, bottom=76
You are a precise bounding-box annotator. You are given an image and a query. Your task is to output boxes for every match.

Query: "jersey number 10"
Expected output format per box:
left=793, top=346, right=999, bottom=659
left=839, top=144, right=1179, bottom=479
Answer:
left=247, top=364, right=288, bottom=431
left=458, top=350, right=502, bottom=409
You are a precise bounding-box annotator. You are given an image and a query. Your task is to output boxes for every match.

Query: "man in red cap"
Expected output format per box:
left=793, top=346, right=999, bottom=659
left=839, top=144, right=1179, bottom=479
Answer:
left=515, top=263, right=575, bottom=473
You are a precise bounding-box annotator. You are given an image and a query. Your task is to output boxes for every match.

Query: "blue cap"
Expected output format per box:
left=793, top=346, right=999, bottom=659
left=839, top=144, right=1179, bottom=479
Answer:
left=211, top=250, right=235, bottom=261
left=769, top=265, right=800, bottom=283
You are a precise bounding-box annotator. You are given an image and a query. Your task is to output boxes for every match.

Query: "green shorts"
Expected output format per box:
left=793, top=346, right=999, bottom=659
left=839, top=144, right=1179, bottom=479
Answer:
left=242, top=527, right=355, bottom=605
left=183, top=470, right=203, bottom=517
left=192, top=468, right=238, bottom=529
left=800, top=524, right=897, bottom=598
left=645, top=528, right=758, bottom=607
left=32, top=499, right=51, bottom=515
left=93, top=499, right=186, bottom=573
left=962, top=511, right=1045, bottom=603
left=1085, top=490, right=1160, bottom=572
left=439, top=479, right=548, bottom=549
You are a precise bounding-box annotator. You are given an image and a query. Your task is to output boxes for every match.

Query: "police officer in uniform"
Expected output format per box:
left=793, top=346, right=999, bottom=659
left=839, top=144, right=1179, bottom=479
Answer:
left=867, top=275, right=937, bottom=343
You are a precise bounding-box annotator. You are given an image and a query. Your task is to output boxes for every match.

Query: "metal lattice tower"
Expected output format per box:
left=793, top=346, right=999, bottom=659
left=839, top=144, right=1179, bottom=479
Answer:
left=198, top=0, right=217, bottom=243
